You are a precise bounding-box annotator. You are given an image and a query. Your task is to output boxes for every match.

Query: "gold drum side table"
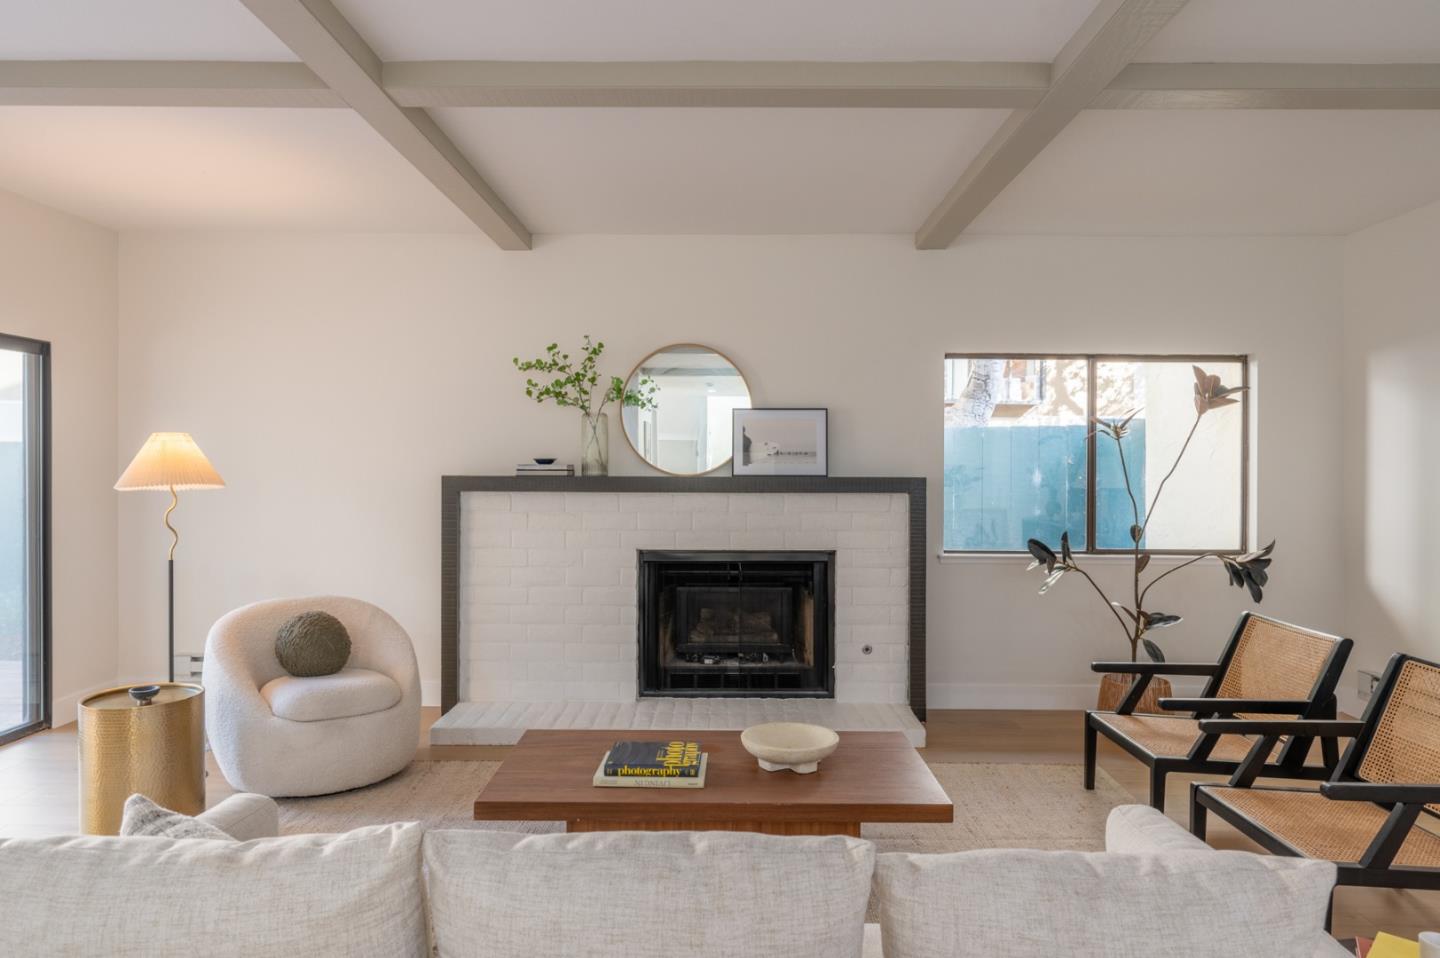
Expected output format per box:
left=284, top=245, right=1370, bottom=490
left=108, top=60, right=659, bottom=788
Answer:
left=78, top=683, right=205, bottom=835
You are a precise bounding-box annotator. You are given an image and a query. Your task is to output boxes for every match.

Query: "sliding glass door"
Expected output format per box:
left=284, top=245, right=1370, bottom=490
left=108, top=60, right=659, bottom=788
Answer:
left=0, top=334, right=48, bottom=745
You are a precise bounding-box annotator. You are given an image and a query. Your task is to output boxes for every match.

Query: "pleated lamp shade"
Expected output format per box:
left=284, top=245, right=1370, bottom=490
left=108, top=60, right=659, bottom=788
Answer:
left=114, top=432, right=225, bottom=491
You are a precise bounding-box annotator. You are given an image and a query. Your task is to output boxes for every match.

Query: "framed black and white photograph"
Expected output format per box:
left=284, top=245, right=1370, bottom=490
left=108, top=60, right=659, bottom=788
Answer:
left=732, top=408, right=828, bottom=476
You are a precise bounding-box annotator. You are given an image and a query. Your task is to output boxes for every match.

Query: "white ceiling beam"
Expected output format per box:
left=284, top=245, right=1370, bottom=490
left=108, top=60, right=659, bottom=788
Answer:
left=915, top=0, right=1191, bottom=250
left=0, top=60, right=341, bottom=107
left=238, top=0, right=530, bottom=249
left=384, top=60, right=1051, bottom=109
left=1099, top=62, right=1440, bottom=109
left=3, top=60, right=1438, bottom=111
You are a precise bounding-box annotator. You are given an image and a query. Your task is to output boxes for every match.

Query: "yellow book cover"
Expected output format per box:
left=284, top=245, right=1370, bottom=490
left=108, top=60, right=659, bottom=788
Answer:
left=1368, top=933, right=1419, bottom=958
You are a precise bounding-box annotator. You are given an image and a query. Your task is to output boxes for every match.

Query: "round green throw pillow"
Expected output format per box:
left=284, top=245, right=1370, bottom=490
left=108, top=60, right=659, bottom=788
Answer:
left=275, top=611, right=351, bottom=677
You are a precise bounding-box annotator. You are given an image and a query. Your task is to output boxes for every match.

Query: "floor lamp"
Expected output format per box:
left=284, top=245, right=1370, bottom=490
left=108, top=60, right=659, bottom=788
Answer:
left=115, top=433, right=225, bottom=682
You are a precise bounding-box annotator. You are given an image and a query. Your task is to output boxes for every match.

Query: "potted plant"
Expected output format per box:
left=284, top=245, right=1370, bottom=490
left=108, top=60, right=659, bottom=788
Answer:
left=1024, top=366, right=1276, bottom=712
left=513, top=336, right=658, bottom=476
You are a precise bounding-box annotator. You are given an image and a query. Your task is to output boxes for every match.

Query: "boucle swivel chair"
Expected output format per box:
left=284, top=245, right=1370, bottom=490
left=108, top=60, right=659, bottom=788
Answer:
left=204, top=596, right=420, bottom=797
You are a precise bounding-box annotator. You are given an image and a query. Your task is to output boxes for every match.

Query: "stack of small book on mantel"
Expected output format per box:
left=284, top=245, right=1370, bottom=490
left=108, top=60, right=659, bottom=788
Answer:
left=515, top=462, right=574, bottom=477
left=593, top=739, right=707, bottom=788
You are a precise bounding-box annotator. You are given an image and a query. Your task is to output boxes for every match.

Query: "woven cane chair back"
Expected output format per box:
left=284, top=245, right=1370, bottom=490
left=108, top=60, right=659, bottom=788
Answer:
left=1356, top=658, right=1440, bottom=814
left=1215, top=616, right=1339, bottom=718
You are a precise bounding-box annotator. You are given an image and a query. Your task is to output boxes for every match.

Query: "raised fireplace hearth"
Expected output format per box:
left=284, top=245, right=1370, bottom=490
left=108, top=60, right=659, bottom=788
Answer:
left=639, top=550, right=834, bottom=697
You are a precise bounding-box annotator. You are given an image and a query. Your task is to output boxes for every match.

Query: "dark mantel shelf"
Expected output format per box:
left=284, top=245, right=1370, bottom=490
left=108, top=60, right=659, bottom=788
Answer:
left=439, top=475, right=927, bottom=719
left=442, top=475, right=924, bottom=495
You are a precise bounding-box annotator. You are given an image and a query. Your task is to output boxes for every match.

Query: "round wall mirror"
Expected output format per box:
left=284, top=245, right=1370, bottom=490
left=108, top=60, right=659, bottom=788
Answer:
left=621, top=344, right=751, bottom=476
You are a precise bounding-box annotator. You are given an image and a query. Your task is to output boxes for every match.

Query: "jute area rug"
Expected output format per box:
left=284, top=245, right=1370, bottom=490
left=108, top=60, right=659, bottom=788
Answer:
left=277, top=761, right=1133, bottom=853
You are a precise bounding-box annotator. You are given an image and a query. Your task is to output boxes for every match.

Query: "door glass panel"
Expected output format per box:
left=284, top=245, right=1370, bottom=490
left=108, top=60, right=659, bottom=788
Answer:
left=0, top=344, right=45, bottom=740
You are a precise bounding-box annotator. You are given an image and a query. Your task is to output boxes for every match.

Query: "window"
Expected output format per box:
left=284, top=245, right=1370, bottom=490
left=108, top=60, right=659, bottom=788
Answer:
left=942, top=355, right=1247, bottom=555
left=0, top=334, right=48, bottom=745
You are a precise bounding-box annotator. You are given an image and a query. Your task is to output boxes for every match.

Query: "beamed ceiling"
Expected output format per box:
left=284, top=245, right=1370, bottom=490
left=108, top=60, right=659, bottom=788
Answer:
left=1, top=0, right=1438, bottom=244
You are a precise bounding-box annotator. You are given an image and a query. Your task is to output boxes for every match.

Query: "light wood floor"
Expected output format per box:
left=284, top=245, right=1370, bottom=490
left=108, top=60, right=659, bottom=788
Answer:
left=3, top=708, right=1435, bottom=940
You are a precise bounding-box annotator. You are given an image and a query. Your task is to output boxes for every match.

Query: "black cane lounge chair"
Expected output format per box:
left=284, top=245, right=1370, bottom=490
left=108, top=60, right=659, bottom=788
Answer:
left=1191, top=654, right=1440, bottom=906
left=1084, top=613, right=1353, bottom=810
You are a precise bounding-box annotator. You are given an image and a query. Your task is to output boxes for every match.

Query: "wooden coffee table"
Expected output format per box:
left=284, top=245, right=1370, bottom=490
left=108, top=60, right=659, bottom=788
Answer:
left=473, top=729, right=953, bottom=837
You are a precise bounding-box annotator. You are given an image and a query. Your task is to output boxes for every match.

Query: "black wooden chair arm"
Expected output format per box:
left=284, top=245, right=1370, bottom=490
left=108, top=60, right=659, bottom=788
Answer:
left=1320, top=782, right=1440, bottom=804
left=1197, top=718, right=1365, bottom=736
left=1159, top=697, right=1313, bottom=715
left=1090, top=662, right=1218, bottom=676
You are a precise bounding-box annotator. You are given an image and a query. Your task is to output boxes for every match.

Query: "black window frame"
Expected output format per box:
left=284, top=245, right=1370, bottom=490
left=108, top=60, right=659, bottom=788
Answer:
left=0, top=332, right=51, bottom=747
left=942, top=352, right=1250, bottom=557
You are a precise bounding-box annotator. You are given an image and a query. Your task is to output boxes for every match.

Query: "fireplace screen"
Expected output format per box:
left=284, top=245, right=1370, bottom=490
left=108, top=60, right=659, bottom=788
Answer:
left=638, top=551, right=834, bottom=697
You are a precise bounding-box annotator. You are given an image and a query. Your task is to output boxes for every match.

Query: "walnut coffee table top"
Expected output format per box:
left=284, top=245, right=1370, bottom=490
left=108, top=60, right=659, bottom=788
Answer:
left=473, top=729, right=953, bottom=828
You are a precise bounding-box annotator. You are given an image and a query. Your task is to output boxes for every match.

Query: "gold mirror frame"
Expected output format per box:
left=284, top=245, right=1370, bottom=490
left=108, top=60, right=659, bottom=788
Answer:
left=620, top=343, right=752, bottom=477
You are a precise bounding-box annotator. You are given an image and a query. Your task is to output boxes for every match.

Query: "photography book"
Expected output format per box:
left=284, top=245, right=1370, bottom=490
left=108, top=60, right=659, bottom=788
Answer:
left=602, top=740, right=702, bottom=778
left=593, top=752, right=708, bottom=789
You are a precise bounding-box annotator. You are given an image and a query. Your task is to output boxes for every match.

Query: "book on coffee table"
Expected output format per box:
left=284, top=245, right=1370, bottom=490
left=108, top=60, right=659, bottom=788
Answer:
left=602, top=740, right=702, bottom=778
left=593, top=750, right=708, bottom=789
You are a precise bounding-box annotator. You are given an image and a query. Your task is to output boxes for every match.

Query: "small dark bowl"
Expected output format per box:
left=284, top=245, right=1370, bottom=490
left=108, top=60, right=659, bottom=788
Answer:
left=533, top=457, right=557, bottom=465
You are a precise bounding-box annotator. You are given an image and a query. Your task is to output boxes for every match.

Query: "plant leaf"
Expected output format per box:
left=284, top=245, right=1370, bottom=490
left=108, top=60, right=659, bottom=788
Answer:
left=1129, top=524, right=1143, bottom=544
left=1135, top=553, right=1151, bottom=575
left=1060, top=531, right=1073, bottom=564
left=1026, top=538, right=1057, bottom=574
left=1038, top=569, right=1066, bottom=594
left=1143, top=612, right=1182, bottom=629
left=1142, top=639, right=1166, bottom=663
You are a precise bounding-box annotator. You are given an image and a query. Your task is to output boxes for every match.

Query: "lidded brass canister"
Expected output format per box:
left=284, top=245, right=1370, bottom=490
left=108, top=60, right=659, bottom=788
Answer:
left=78, top=683, right=205, bottom=835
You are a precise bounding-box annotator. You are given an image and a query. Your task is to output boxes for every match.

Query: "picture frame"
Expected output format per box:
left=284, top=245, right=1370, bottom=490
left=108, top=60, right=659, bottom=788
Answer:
left=732, top=408, right=828, bottom=477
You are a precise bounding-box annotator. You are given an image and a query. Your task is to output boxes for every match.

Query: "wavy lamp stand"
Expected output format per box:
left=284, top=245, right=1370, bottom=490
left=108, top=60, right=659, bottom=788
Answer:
left=115, top=432, right=225, bottom=682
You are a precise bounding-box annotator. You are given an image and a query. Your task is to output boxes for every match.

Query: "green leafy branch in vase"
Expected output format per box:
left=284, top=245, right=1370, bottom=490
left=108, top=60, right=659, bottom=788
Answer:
left=1024, top=366, right=1274, bottom=663
left=512, top=335, right=658, bottom=417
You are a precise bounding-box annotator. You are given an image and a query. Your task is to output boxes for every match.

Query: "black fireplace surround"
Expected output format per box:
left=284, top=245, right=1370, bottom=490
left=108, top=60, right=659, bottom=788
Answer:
left=638, top=550, right=834, bottom=698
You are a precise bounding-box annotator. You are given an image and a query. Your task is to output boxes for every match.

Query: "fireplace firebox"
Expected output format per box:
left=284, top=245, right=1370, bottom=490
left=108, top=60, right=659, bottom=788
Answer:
left=638, top=550, right=834, bottom=697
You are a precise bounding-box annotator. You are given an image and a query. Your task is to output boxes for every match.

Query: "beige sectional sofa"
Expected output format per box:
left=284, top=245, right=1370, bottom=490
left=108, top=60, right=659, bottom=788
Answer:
left=1, top=797, right=1349, bottom=958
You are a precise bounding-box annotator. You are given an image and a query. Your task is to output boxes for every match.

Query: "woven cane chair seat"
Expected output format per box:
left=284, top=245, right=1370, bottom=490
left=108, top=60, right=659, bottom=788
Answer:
left=1204, top=786, right=1440, bottom=868
left=1092, top=713, right=1283, bottom=762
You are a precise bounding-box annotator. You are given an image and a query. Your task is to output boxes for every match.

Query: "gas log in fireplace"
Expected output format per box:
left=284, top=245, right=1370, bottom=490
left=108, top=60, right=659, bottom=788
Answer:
left=638, top=551, right=834, bottom=697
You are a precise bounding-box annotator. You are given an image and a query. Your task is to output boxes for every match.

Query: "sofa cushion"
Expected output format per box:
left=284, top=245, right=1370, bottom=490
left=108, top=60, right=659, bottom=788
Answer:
left=423, top=829, right=875, bottom=958
left=120, top=794, right=234, bottom=841
left=874, top=847, right=1335, bottom=958
left=260, top=667, right=401, bottom=722
left=1104, top=804, right=1213, bottom=855
left=194, top=793, right=281, bottom=842
left=0, top=823, right=427, bottom=957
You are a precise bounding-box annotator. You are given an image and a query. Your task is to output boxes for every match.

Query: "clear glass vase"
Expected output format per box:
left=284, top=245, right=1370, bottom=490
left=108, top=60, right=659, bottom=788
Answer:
left=580, top=411, right=609, bottom=477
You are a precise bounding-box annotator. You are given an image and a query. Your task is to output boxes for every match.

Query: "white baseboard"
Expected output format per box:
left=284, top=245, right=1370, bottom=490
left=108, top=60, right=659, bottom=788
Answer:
left=51, top=679, right=128, bottom=729
left=927, top=679, right=1207, bottom=711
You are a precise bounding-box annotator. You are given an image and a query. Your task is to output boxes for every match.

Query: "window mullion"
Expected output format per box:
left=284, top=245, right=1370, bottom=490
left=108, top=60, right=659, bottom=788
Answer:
left=1084, top=356, right=1097, bottom=554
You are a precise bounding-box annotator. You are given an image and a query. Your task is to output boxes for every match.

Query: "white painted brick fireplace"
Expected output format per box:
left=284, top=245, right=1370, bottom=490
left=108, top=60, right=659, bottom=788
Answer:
left=458, top=491, right=911, bottom=705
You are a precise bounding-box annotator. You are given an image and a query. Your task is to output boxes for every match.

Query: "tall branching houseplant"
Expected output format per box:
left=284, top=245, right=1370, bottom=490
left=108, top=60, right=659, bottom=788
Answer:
left=1024, top=367, right=1275, bottom=689
left=513, top=336, right=657, bottom=476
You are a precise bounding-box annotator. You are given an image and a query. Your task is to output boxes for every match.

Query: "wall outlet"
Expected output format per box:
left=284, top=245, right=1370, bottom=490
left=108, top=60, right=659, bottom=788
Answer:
left=1357, top=669, right=1382, bottom=700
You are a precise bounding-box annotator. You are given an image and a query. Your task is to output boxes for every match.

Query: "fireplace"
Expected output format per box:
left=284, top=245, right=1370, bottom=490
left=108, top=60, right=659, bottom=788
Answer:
left=638, top=550, right=834, bottom=698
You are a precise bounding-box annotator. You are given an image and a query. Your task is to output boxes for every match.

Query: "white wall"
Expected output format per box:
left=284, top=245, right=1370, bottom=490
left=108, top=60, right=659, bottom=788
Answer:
left=116, top=233, right=1345, bottom=708
left=1342, top=198, right=1440, bottom=687
left=0, top=189, right=118, bottom=720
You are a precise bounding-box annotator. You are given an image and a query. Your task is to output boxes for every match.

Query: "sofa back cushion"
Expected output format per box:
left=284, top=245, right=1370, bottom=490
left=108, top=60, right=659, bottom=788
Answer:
left=424, top=829, right=875, bottom=958
left=874, top=847, right=1335, bottom=958
left=0, top=823, right=426, bottom=957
